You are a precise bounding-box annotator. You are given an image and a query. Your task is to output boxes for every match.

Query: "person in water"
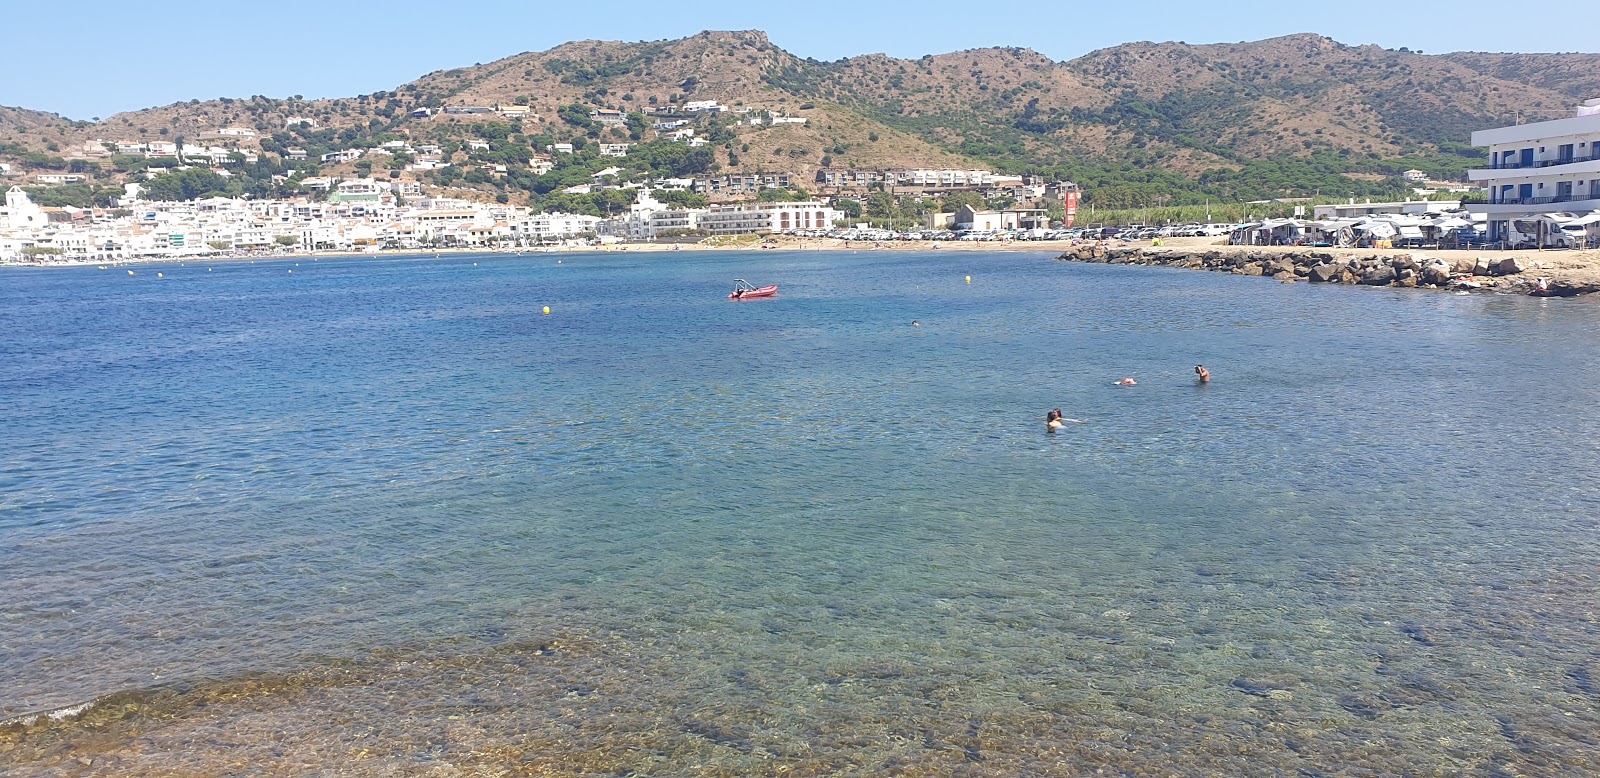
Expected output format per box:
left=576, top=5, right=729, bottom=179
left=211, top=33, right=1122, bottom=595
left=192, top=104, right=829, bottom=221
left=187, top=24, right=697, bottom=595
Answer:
left=1115, top=377, right=1137, bottom=386
left=1047, top=408, right=1085, bottom=431
left=1194, top=364, right=1210, bottom=383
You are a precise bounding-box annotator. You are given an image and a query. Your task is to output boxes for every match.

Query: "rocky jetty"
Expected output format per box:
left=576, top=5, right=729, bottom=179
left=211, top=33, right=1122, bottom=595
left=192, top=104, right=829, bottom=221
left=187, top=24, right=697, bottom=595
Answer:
left=1054, top=245, right=1600, bottom=297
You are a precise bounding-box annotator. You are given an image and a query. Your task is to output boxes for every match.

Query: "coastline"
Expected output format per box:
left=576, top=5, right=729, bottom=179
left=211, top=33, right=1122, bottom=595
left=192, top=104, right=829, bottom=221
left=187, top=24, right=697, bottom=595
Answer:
left=1052, top=237, right=1600, bottom=297
left=0, top=236, right=1072, bottom=270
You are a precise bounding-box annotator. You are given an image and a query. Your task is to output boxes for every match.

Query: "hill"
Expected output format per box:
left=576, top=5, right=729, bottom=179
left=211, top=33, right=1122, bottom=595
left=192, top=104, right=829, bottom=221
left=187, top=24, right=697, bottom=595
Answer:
left=2, top=32, right=1597, bottom=211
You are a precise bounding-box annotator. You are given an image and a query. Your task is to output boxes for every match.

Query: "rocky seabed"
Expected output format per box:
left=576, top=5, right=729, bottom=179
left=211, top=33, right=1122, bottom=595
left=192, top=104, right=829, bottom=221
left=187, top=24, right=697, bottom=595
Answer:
left=1055, top=245, right=1600, bottom=296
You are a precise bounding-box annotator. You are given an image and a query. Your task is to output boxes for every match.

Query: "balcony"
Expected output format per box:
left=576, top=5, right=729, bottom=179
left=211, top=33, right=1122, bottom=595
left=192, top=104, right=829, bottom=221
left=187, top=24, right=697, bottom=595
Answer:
left=1487, top=191, right=1600, bottom=206
left=1489, top=151, right=1600, bottom=170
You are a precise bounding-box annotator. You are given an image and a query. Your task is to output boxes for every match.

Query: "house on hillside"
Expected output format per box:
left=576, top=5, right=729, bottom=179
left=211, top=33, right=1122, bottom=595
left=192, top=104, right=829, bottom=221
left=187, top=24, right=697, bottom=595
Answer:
left=590, top=109, right=626, bottom=125
left=495, top=103, right=533, bottom=118
left=598, top=143, right=631, bottom=158
left=444, top=106, right=494, bottom=115
left=550, top=143, right=574, bottom=154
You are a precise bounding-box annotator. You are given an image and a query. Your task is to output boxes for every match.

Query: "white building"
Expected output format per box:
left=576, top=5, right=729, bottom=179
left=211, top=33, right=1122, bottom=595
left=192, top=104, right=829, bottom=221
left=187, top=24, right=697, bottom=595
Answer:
left=598, top=143, right=631, bottom=158
left=699, top=201, right=842, bottom=235
left=1469, top=99, right=1600, bottom=246
left=522, top=212, right=600, bottom=240
left=2, top=186, right=48, bottom=229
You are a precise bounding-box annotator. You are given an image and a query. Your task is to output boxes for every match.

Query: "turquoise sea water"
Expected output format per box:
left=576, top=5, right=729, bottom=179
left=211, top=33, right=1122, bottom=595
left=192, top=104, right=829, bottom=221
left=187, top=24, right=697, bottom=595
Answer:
left=3, top=250, right=1600, bottom=775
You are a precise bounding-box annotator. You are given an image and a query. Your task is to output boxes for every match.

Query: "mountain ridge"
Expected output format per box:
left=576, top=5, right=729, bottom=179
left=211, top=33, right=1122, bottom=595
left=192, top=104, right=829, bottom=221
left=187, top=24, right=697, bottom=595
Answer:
left=2, top=31, right=1597, bottom=208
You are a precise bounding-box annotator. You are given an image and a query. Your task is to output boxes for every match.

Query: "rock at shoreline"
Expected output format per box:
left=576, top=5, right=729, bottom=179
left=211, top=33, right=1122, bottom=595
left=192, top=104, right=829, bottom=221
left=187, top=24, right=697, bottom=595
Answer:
left=1361, top=265, right=1396, bottom=285
left=1051, top=246, right=1593, bottom=297
left=1309, top=264, right=1340, bottom=283
left=1494, top=257, right=1525, bottom=276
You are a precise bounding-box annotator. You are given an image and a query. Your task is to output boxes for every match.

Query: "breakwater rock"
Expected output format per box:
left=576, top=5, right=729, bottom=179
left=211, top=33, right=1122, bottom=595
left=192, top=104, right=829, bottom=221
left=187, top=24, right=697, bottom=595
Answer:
left=1054, top=245, right=1600, bottom=297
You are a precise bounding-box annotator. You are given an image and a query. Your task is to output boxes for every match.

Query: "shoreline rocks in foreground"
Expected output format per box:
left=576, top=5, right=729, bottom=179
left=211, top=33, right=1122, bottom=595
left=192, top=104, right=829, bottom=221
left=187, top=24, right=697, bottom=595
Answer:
left=1055, top=245, right=1600, bottom=297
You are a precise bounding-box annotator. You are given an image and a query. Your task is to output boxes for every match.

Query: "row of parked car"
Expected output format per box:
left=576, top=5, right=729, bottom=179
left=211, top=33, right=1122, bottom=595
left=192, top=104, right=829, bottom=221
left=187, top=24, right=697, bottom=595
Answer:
left=785, top=224, right=1242, bottom=242
left=1106, top=224, right=1237, bottom=240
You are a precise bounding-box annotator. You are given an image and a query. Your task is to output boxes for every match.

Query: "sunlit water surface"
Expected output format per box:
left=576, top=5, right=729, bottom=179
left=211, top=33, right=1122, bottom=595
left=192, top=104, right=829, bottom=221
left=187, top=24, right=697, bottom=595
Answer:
left=3, top=250, right=1600, bottom=776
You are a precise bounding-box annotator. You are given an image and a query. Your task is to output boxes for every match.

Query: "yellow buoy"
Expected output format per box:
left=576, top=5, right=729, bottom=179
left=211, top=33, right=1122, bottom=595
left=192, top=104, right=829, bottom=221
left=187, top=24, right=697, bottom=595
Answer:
left=287, top=269, right=293, bottom=274
left=157, top=272, right=164, bottom=278
left=127, top=270, right=135, bottom=276
left=98, top=265, right=106, bottom=270
left=965, top=275, right=972, bottom=284
left=542, top=306, right=551, bottom=315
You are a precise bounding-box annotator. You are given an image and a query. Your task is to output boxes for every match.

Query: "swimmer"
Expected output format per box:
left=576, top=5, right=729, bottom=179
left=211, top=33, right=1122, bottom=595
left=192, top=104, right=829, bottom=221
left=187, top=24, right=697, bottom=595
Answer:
left=1046, top=408, right=1085, bottom=431
left=1115, top=377, right=1137, bottom=386
left=912, top=320, right=920, bottom=327
left=1194, top=364, right=1210, bottom=383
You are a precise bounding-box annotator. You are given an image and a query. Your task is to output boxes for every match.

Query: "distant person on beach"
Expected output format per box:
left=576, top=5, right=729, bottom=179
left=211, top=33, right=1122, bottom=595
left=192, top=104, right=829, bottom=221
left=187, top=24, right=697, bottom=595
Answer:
left=1195, top=365, right=1210, bottom=383
left=1115, top=377, right=1137, bottom=386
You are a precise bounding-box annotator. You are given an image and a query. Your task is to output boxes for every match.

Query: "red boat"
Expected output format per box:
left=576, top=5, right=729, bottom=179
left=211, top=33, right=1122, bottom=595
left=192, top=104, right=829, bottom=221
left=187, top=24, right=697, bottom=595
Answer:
left=729, top=279, right=777, bottom=299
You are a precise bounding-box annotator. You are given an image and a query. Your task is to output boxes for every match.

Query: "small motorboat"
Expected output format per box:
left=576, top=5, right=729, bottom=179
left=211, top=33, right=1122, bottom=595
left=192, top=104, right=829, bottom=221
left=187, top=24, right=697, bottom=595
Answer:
left=729, top=279, right=777, bottom=299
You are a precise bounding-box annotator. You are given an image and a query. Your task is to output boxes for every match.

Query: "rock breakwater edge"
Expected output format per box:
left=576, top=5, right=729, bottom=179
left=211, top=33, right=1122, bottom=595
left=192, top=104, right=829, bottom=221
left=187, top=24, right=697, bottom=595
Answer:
left=1054, top=243, right=1600, bottom=297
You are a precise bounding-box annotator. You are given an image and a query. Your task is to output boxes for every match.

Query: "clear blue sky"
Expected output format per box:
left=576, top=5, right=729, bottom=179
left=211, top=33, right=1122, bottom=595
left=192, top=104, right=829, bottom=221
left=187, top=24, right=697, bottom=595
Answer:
left=8, top=0, right=1593, bottom=120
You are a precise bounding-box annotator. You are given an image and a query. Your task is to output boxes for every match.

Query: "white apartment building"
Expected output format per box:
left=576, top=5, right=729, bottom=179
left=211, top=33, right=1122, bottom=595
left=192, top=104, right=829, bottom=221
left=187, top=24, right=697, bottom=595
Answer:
left=1469, top=99, right=1600, bottom=245
left=699, top=201, right=843, bottom=235
left=521, top=212, right=601, bottom=240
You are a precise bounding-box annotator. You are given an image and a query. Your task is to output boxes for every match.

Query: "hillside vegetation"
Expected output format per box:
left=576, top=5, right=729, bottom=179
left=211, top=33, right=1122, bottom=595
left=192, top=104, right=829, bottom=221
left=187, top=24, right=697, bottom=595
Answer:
left=1, top=31, right=1595, bottom=211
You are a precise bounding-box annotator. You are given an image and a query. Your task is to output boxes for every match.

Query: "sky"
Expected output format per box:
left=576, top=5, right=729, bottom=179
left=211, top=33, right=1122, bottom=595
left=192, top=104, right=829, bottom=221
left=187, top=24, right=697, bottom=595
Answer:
left=6, top=0, right=1594, bottom=120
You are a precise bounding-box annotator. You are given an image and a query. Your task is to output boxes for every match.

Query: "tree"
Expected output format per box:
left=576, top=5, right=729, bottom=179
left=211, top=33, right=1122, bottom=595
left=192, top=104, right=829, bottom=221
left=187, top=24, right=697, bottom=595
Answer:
left=275, top=235, right=299, bottom=246
left=836, top=198, right=863, bottom=219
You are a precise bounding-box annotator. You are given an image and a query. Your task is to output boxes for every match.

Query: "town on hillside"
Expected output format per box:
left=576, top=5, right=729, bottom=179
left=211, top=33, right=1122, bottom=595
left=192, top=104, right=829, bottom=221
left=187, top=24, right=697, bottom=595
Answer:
left=1, top=98, right=1103, bottom=261
left=4, top=29, right=1600, bottom=261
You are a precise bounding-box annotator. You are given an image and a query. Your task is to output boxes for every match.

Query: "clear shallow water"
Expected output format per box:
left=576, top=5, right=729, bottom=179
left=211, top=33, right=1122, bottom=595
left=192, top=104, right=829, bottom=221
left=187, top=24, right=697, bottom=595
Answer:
left=3, top=251, right=1600, bottom=775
